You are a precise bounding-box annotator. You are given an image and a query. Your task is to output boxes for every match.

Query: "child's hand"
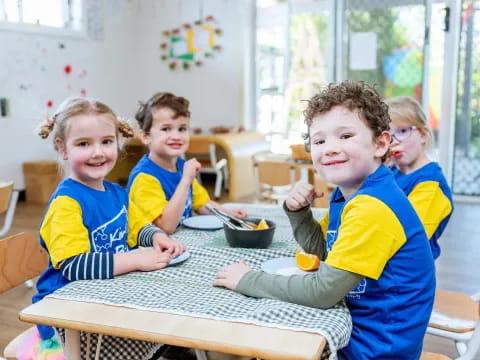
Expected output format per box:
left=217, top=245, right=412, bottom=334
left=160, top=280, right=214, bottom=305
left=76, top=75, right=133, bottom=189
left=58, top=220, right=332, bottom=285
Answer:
left=213, top=260, right=251, bottom=290
left=285, top=182, right=323, bottom=211
left=134, top=248, right=172, bottom=271
left=182, top=158, right=201, bottom=183
left=226, top=208, right=247, bottom=218
left=152, top=232, right=186, bottom=257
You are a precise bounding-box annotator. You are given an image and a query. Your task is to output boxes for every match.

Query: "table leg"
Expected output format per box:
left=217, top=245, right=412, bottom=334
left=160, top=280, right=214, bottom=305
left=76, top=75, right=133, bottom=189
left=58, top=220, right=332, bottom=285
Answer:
left=194, top=349, right=208, bottom=360
left=64, top=328, right=81, bottom=360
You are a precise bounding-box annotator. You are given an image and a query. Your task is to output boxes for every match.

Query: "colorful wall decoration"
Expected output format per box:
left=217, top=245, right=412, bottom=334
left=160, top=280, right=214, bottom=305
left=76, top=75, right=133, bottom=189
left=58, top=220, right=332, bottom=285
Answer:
left=159, top=15, right=223, bottom=70
left=383, top=45, right=440, bottom=132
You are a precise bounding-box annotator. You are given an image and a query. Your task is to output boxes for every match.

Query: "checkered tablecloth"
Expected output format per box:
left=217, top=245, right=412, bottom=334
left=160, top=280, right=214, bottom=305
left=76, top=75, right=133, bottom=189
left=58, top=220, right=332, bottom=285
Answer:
left=170, top=203, right=327, bottom=250
left=49, top=204, right=351, bottom=360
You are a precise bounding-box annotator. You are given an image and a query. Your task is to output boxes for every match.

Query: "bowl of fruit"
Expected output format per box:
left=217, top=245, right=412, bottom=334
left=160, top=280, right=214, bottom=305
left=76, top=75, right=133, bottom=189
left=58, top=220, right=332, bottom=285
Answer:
left=224, top=218, right=275, bottom=249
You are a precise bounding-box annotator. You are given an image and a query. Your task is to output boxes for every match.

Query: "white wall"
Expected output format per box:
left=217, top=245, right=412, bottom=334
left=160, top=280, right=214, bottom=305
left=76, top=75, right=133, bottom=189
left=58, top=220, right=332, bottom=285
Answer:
left=0, top=0, right=252, bottom=188
left=133, top=0, right=250, bottom=130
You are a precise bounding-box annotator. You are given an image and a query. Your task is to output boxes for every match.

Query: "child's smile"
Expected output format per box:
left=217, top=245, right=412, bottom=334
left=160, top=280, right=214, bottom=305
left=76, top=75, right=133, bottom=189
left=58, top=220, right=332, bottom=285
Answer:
left=167, top=141, right=184, bottom=150
left=87, top=160, right=108, bottom=167
left=322, top=159, right=348, bottom=166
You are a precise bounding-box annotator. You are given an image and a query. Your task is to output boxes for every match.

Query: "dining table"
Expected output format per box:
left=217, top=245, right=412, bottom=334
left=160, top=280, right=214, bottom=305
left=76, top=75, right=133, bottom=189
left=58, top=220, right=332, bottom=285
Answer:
left=19, top=203, right=351, bottom=360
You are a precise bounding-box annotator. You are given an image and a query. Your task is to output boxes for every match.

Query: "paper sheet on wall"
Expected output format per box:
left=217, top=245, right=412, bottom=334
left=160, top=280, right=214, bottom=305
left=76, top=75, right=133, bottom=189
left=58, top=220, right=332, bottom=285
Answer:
left=193, top=29, right=211, bottom=51
left=349, top=32, right=377, bottom=71
left=172, top=40, right=188, bottom=57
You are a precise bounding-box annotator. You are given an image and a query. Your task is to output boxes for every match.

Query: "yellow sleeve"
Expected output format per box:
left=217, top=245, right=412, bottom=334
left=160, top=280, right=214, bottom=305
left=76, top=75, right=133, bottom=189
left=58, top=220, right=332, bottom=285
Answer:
left=325, top=195, right=406, bottom=280
left=192, top=178, right=210, bottom=210
left=127, top=199, right=153, bottom=248
left=128, top=173, right=168, bottom=246
left=408, top=181, right=452, bottom=240
left=39, top=196, right=90, bottom=268
left=318, top=211, right=329, bottom=239
left=128, top=173, right=168, bottom=222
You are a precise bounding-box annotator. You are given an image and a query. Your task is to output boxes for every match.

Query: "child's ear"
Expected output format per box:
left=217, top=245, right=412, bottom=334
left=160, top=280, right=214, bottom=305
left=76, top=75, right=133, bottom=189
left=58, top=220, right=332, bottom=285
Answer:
left=54, top=137, right=68, bottom=160
left=374, top=131, right=391, bottom=159
left=419, top=128, right=429, bottom=145
left=139, top=130, right=150, bottom=146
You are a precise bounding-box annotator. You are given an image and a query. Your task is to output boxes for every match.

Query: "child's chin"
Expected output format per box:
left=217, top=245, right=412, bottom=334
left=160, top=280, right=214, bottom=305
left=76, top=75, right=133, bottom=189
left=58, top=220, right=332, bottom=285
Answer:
left=169, top=149, right=185, bottom=156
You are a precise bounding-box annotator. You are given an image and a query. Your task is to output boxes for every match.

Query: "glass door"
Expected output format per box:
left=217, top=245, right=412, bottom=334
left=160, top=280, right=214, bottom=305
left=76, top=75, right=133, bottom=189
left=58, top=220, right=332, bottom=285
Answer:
left=338, top=0, right=430, bottom=102
left=452, top=0, right=480, bottom=196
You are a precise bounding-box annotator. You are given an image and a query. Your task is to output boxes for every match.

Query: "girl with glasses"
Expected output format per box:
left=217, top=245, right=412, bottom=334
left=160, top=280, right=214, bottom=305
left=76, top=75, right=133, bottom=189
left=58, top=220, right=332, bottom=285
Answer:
left=387, top=96, right=453, bottom=259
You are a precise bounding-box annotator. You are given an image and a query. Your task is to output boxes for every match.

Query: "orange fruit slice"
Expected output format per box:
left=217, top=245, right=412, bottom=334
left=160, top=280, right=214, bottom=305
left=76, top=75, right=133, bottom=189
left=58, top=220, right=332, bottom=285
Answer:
left=295, top=250, right=320, bottom=271
left=256, top=219, right=269, bottom=230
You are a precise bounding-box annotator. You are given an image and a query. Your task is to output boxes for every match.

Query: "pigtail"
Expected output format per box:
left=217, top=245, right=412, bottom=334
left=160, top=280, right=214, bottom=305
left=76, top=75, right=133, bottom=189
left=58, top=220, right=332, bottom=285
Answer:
left=117, top=118, right=134, bottom=138
left=38, top=114, right=56, bottom=139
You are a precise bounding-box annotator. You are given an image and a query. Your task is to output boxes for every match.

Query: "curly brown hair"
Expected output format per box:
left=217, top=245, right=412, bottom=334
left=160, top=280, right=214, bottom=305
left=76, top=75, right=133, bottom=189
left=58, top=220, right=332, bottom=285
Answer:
left=135, top=92, right=190, bottom=133
left=304, top=81, right=391, bottom=141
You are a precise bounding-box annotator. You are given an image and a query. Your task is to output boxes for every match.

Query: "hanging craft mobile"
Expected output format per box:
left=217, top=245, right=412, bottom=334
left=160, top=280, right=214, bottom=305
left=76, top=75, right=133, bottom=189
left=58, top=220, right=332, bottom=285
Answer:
left=159, top=15, right=223, bottom=71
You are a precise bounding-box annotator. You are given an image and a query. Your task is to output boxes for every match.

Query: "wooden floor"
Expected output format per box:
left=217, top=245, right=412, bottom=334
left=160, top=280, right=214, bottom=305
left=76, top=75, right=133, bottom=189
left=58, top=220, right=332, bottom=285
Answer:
left=1, top=190, right=479, bottom=359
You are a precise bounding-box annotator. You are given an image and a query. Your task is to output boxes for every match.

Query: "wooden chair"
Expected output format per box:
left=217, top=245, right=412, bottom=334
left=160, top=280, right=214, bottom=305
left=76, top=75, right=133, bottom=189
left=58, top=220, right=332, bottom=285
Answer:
left=253, top=154, right=298, bottom=204
left=307, top=168, right=331, bottom=208
left=290, top=144, right=311, bottom=162
left=421, top=352, right=452, bottom=360
left=0, top=182, right=19, bottom=237
left=186, top=137, right=228, bottom=199
left=1, top=232, right=49, bottom=359
left=426, top=289, right=480, bottom=360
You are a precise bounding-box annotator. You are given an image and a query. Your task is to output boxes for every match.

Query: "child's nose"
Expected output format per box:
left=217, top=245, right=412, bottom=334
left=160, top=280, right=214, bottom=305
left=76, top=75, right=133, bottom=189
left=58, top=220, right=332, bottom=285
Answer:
left=323, top=139, right=340, bottom=155
left=92, top=144, right=104, bottom=156
left=170, top=129, right=181, bottom=138
left=390, top=136, right=400, bottom=145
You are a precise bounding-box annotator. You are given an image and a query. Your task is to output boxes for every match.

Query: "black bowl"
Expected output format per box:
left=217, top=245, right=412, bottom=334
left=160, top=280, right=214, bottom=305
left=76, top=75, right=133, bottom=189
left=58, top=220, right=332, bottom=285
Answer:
left=224, top=218, right=276, bottom=249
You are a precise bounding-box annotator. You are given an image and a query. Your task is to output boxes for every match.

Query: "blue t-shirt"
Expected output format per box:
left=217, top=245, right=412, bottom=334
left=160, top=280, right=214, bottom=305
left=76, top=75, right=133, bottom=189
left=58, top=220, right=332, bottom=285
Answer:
left=391, top=162, right=453, bottom=259
left=33, top=178, right=130, bottom=339
left=127, top=155, right=193, bottom=223
left=329, top=165, right=435, bottom=360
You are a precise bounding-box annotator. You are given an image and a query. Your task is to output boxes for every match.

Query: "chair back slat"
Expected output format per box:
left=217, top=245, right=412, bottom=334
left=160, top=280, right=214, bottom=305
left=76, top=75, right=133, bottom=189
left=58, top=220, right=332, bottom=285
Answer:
left=420, top=352, right=451, bottom=360
left=0, top=232, right=48, bottom=293
left=186, top=137, right=214, bottom=168
left=187, top=137, right=211, bottom=154
left=0, top=182, right=13, bottom=214
left=429, top=289, right=479, bottom=333
left=309, top=169, right=330, bottom=208
left=255, top=161, right=294, bottom=187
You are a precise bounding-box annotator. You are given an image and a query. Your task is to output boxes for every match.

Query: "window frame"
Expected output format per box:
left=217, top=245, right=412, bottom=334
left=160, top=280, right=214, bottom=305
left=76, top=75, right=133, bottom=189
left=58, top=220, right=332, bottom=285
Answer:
left=0, top=0, right=86, bottom=39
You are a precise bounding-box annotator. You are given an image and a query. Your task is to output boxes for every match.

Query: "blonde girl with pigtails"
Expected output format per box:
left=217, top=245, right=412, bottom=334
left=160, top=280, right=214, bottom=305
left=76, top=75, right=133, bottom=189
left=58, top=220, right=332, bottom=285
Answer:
left=19, top=97, right=186, bottom=360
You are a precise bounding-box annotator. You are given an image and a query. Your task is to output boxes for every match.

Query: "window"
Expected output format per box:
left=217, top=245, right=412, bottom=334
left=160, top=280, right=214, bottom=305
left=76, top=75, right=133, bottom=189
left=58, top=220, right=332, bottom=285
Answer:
left=0, top=0, right=83, bottom=33
left=256, top=0, right=331, bottom=153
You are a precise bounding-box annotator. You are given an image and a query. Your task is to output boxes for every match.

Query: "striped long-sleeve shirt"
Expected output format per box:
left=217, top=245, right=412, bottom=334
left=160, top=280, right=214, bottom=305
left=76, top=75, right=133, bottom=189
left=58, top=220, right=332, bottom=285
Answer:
left=59, top=224, right=162, bottom=280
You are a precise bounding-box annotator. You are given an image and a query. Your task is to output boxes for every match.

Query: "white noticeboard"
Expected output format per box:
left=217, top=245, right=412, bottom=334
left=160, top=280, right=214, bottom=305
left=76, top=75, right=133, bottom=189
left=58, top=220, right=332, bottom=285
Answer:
left=349, top=32, right=377, bottom=71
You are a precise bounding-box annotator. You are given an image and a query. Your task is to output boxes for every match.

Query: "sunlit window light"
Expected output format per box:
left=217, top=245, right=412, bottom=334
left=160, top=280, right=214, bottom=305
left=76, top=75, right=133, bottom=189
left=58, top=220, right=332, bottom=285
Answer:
left=0, top=0, right=83, bottom=31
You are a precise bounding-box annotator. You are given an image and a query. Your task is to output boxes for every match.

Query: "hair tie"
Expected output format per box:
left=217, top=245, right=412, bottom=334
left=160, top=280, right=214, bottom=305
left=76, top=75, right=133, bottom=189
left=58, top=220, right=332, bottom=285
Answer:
left=117, top=118, right=134, bottom=138
left=38, top=114, right=56, bottom=139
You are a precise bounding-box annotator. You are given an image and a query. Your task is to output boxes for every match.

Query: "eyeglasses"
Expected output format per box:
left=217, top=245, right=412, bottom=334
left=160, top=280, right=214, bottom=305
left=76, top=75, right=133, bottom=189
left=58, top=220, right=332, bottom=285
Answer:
left=390, top=126, right=417, bottom=142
